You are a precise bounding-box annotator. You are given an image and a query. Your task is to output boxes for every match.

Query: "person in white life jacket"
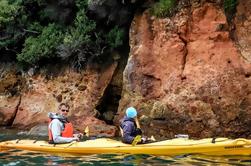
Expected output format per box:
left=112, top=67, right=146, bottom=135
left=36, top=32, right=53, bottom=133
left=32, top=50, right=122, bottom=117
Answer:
left=48, top=103, right=82, bottom=144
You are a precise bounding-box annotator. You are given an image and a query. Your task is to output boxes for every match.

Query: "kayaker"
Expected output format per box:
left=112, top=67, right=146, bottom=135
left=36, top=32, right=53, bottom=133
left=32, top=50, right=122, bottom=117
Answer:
left=48, top=103, right=82, bottom=144
left=120, top=107, right=146, bottom=144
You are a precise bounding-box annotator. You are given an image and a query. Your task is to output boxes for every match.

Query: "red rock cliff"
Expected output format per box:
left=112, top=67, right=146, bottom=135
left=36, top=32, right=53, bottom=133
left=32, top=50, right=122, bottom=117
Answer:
left=1, top=0, right=251, bottom=139
left=115, top=1, right=251, bottom=139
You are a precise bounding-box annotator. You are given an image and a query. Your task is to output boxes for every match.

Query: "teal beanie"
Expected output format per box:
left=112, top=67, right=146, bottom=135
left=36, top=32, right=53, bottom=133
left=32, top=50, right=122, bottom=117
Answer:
left=126, top=107, right=137, bottom=118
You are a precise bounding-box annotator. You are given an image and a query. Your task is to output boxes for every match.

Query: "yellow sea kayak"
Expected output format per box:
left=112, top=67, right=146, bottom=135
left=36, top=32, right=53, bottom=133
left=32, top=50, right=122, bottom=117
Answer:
left=1, top=138, right=251, bottom=156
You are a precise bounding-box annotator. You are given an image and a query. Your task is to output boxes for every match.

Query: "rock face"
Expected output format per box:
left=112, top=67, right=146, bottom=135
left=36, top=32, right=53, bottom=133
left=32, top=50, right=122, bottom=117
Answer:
left=0, top=62, right=118, bottom=137
left=0, top=64, right=23, bottom=126
left=1, top=0, right=251, bottom=140
left=0, top=96, right=20, bottom=126
left=115, top=2, right=251, bottom=139
left=234, top=0, right=251, bottom=62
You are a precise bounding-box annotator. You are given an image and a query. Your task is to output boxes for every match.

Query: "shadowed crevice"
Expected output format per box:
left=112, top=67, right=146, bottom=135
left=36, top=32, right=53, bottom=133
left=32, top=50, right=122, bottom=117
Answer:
left=95, top=84, right=122, bottom=125
left=179, top=34, right=188, bottom=79
left=95, top=47, right=129, bottom=125
left=7, top=95, right=22, bottom=126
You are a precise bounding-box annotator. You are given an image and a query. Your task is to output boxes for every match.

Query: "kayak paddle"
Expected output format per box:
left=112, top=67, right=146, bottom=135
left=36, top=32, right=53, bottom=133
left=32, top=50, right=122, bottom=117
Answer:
left=84, top=126, right=89, bottom=137
left=132, top=135, right=142, bottom=146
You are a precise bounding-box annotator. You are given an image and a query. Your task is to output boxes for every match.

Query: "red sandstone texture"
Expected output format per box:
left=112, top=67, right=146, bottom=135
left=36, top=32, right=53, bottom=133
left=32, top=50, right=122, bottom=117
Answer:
left=0, top=63, right=117, bottom=137
left=115, top=2, right=251, bottom=139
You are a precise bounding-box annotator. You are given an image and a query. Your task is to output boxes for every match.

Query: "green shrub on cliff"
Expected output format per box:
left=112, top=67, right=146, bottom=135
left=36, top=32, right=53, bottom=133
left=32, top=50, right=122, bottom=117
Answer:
left=57, top=0, right=124, bottom=69
left=151, top=0, right=176, bottom=18
left=1, top=0, right=125, bottom=68
left=17, top=24, right=64, bottom=65
left=0, top=0, right=19, bottom=27
left=0, top=0, right=26, bottom=48
left=57, top=7, right=96, bottom=69
left=224, top=0, right=237, bottom=12
left=224, top=0, right=237, bottom=21
left=106, top=26, right=124, bottom=49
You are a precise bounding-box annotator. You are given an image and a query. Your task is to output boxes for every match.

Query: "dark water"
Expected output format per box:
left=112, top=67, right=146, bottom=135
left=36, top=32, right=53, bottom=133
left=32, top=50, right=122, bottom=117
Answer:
left=1, top=129, right=251, bottom=166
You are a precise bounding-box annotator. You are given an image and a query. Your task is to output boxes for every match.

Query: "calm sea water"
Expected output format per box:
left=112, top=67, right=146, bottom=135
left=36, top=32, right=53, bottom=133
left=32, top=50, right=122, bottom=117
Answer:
left=1, top=129, right=251, bottom=166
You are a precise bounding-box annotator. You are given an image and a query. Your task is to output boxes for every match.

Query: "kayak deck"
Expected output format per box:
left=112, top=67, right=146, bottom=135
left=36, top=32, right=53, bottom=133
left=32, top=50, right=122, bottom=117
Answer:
left=1, top=138, right=251, bottom=156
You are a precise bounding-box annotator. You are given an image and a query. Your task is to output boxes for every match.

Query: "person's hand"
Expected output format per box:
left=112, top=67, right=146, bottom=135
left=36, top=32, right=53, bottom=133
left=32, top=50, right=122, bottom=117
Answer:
left=135, top=128, right=142, bottom=135
left=73, top=137, right=80, bottom=141
left=73, top=134, right=80, bottom=141
left=78, top=133, right=84, bottom=139
left=73, top=133, right=83, bottom=139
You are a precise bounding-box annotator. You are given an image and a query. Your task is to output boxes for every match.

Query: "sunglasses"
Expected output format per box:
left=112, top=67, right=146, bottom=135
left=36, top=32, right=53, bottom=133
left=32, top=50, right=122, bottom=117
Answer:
left=61, top=109, right=69, bottom=112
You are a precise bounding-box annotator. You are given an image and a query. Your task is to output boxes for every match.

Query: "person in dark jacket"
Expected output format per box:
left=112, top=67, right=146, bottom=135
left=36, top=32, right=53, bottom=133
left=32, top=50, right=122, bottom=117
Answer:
left=120, top=107, right=145, bottom=144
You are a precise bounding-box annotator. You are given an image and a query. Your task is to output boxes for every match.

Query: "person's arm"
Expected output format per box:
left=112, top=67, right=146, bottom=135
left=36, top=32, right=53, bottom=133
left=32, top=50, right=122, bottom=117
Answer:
left=50, top=119, right=78, bottom=143
left=122, top=123, right=136, bottom=144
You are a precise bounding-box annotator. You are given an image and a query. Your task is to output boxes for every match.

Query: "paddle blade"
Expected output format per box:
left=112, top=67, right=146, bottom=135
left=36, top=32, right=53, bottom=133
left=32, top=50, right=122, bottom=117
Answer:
left=84, top=126, right=89, bottom=137
left=132, top=135, right=142, bottom=146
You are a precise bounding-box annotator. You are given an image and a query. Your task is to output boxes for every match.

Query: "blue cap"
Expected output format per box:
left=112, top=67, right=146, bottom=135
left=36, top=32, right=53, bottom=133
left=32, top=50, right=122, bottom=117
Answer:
left=126, top=107, right=137, bottom=118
